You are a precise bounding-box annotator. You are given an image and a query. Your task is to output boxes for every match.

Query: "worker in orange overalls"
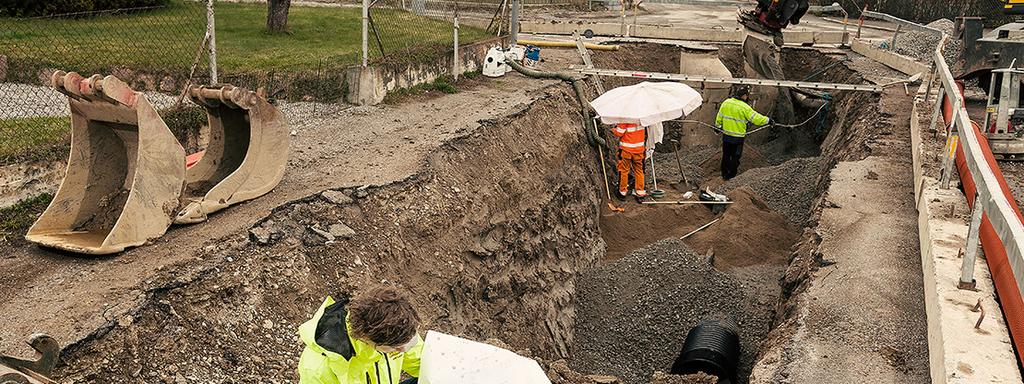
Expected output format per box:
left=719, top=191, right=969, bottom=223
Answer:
left=613, top=123, right=646, bottom=199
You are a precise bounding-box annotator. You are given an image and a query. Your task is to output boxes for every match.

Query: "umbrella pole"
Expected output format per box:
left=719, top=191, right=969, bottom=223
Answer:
left=650, top=155, right=658, bottom=191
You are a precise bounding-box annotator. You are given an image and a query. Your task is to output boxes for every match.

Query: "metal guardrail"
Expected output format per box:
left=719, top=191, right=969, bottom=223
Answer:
left=933, top=34, right=1024, bottom=300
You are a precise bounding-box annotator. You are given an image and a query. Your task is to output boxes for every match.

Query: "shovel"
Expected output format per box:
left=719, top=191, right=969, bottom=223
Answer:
left=671, top=139, right=697, bottom=190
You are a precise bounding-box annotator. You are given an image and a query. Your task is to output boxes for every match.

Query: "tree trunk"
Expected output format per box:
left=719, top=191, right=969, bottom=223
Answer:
left=267, top=0, right=291, bottom=33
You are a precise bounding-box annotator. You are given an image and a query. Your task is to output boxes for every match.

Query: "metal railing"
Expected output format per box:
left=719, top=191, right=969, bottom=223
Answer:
left=931, top=34, right=1024, bottom=301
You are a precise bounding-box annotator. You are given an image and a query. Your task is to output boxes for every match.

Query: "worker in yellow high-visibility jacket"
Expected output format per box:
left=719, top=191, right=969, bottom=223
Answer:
left=297, top=287, right=423, bottom=384
left=715, top=86, right=773, bottom=180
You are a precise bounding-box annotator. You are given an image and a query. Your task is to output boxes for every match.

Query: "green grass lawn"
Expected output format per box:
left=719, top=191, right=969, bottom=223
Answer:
left=0, top=1, right=491, bottom=74
left=0, top=193, right=53, bottom=245
left=0, top=116, right=70, bottom=162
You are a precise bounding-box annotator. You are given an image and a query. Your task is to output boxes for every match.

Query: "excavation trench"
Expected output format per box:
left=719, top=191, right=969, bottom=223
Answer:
left=47, top=44, right=882, bottom=384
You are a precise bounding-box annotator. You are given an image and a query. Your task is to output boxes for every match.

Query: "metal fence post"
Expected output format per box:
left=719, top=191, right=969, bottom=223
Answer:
left=890, top=24, right=901, bottom=51
left=362, top=0, right=369, bottom=67
left=960, top=194, right=984, bottom=290
left=928, top=87, right=945, bottom=134
left=206, top=0, right=218, bottom=84
left=453, top=15, right=460, bottom=81
left=510, top=0, right=520, bottom=45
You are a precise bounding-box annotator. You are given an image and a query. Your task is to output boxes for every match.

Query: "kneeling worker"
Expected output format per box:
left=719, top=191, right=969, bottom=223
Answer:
left=716, top=86, right=772, bottom=180
left=613, top=123, right=646, bottom=198
left=298, top=286, right=423, bottom=384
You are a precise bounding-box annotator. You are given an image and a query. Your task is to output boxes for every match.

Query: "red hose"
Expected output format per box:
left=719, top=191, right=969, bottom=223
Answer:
left=947, top=81, right=1024, bottom=363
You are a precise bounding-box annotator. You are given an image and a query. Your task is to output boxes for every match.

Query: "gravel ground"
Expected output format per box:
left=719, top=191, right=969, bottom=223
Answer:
left=891, top=19, right=963, bottom=66
left=718, top=157, right=828, bottom=227
left=571, top=239, right=777, bottom=384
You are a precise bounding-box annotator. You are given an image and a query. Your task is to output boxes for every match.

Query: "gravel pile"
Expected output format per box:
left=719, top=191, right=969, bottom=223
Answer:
left=718, top=157, right=827, bottom=227
left=571, top=239, right=775, bottom=384
left=649, top=371, right=717, bottom=384
left=892, top=19, right=963, bottom=67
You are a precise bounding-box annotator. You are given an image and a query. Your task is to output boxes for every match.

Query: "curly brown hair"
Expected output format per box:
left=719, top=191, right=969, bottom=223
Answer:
left=347, top=286, right=420, bottom=347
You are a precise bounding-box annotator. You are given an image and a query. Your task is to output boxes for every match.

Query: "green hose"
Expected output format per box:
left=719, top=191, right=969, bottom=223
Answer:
left=504, top=59, right=607, bottom=148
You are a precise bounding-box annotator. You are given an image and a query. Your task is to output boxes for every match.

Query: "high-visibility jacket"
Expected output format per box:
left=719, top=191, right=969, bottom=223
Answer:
left=716, top=97, right=769, bottom=138
left=613, top=123, right=645, bottom=154
left=297, top=296, right=423, bottom=384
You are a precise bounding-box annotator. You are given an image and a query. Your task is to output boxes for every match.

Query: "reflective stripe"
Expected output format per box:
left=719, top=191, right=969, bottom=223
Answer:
left=718, top=114, right=748, bottom=124
left=620, top=141, right=645, bottom=148
left=623, top=126, right=643, bottom=132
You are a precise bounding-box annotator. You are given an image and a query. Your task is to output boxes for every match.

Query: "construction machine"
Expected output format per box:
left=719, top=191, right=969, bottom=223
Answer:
left=737, top=0, right=810, bottom=38
left=956, top=0, right=1024, bottom=157
left=980, top=67, right=1024, bottom=157
left=25, top=71, right=289, bottom=255
left=736, top=0, right=826, bottom=137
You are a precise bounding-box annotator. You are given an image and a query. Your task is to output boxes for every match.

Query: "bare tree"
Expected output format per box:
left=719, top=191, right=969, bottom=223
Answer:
left=267, top=0, right=291, bottom=33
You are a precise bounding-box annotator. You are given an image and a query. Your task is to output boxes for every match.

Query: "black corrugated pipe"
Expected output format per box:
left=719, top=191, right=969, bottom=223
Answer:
left=670, top=320, right=741, bottom=384
left=504, top=58, right=607, bottom=148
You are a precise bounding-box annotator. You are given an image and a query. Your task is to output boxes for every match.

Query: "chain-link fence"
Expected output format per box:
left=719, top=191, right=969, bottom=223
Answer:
left=0, top=3, right=209, bottom=165
left=368, top=0, right=498, bottom=64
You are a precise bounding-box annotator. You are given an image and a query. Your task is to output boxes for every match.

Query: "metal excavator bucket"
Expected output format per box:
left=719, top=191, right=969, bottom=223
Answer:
left=173, top=84, right=289, bottom=224
left=25, top=72, right=186, bottom=254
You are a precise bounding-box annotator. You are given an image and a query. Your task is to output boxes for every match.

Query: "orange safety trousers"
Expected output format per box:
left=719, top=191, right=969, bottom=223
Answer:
left=617, top=150, right=645, bottom=194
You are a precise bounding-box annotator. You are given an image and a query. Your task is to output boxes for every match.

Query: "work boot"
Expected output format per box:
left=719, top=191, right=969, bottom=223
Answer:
left=633, top=190, right=648, bottom=203
left=617, top=190, right=629, bottom=201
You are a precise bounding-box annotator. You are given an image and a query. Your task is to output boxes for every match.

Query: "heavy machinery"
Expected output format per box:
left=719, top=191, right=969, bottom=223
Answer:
left=736, top=0, right=828, bottom=140
left=25, top=71, right=289, bottom=255
left=738, top=0, right=810, bottom=37
left=981, top=67, right=1024, bottom=157
left=956, top=0, right=1024, bottom=156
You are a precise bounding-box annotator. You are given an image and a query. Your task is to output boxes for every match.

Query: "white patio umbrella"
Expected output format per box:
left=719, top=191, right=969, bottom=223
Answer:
left=591, top=81, right=704, bottom=197
left=590, top=81, right=703, bottom=126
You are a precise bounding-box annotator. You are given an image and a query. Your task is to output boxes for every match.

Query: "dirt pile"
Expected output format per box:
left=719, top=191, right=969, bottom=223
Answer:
left=52, top=86, right=607, bottom=382
left=570, top=239, right=779, bottom=384
left=682, top=187, right=798, bottom=270
left=599, top=187, right=799, bottom=268
left=719, top=157, right=828, bottom=227
left=650, top=371, right=717, bottom=384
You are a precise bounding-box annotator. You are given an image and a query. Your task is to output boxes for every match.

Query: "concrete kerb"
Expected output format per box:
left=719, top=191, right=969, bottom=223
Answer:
left=911, top=81, right=1022, bottom=384
left=851, top=38, right=929, bottom=76
left=346, top=36, right=507, bottom=105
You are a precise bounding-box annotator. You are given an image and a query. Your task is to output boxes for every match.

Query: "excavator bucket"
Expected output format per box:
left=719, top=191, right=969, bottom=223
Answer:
left=25, top=72, right=185, bottom=255
left=173, top=85, right=289, bottom=224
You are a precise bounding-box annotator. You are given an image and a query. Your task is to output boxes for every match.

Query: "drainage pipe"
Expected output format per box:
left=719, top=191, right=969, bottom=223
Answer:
left=945, top=82, right=1024, bottom=362
left=669, top=320, right=740, bottom=383
left=505, top=58, right=607, bottom=148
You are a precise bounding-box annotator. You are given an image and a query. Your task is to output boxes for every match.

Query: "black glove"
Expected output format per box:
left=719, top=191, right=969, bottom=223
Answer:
left=766, top=118, right=774, bottom=126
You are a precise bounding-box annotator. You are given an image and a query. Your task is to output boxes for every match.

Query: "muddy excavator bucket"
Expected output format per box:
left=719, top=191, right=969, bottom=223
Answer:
left=25, top=72, right=185, bottom=255
left=173, top=85, right=289, bottom=224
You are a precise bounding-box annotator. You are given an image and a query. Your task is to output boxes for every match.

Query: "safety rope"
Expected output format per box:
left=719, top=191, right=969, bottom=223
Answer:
left=672, top=94, right=832, bottom=136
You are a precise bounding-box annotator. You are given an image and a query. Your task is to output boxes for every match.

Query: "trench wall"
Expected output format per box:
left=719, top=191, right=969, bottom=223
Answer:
left=53, top=85, right=605, bottom=382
